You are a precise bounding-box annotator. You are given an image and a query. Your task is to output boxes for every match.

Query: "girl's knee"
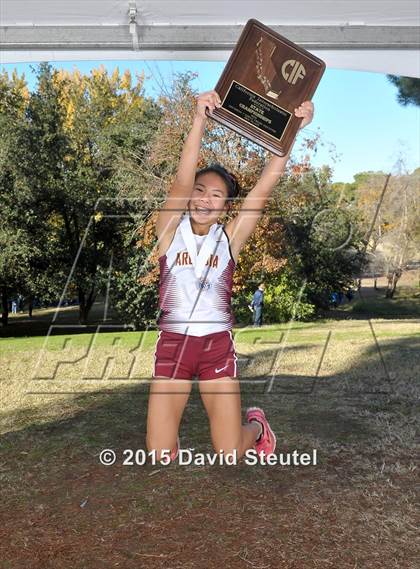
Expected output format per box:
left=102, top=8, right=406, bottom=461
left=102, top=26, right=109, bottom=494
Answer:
left=146, top=434, right=176, bottom=461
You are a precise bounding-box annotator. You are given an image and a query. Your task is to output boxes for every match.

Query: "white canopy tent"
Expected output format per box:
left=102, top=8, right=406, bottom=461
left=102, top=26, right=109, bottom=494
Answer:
left=1, top=0, right=419, bottom=77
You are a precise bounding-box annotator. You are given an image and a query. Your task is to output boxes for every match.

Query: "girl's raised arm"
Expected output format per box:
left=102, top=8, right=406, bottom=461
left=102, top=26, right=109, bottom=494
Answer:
left=156, top=91, right=222, bottom=247
left=225, top=101, right=314, bottom=259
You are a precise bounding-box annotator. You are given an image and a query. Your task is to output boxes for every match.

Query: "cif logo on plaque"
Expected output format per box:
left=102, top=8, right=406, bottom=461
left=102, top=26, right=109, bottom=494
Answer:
left=282, top=59, right=306, bottom=85
left=256, top=37, right=306, bottom=99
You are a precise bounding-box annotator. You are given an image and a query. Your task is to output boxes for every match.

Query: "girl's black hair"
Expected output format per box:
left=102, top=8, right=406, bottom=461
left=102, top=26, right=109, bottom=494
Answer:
left=195, top=163, right=240, bottom=202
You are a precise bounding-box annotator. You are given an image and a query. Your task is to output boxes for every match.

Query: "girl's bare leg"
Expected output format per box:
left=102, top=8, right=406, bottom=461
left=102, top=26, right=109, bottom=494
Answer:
left=198, top=377, right=260, bottom=460
left=146, top=378, right=193, bottom=461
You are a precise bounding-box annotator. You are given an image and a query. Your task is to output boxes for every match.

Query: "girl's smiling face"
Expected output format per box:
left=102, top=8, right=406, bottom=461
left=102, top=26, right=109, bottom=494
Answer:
left=188, top=171, right=230, bottom=227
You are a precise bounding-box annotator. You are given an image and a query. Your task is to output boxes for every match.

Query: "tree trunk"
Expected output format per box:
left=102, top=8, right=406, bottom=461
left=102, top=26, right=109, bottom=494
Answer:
left=385, top=269, right=402, bottom=298
left=1, top=286, right=9, bottom=327
left=78, top=286, right=96, bottom=324
left=29, top=294, right=33, bottom=319
left=78, top=289, right=86, bottom=324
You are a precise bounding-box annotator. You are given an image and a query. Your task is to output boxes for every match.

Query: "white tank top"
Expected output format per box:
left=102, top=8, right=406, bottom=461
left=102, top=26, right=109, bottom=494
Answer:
left=158, top=212, right=236, bottom=336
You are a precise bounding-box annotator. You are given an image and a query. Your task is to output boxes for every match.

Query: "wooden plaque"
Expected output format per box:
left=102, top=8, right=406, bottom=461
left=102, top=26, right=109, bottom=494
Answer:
left=207, top=19, right=326, bottom=156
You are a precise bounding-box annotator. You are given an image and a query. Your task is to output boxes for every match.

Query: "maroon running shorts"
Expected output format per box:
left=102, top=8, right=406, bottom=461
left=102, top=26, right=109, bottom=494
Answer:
left=152, top=329, right=238, bottom=380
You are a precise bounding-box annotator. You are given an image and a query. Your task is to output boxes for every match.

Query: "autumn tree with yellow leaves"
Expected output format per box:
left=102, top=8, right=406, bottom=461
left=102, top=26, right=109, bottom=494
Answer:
left=0, top=62, right=160, bottom=324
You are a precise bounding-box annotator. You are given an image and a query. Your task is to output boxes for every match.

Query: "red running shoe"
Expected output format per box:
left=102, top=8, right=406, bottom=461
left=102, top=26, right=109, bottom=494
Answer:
left=170, top=435, right=180, bottom=462
left=246, top=407, right=276, bottom=458
left=158, top=435, right=180, bottom=464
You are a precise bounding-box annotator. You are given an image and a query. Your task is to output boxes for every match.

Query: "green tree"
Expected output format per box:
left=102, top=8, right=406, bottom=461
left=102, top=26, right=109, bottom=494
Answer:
left=387, top=75, right=420, bottom=106
left=277, top=167, right=367, bottom=310
left=0, top=68, right=49, bottom=325
left=111, top=219, right=160, bottom=330
left=0, top=228, right=32, bottom=326
left=6, top=62, right=160, bottom=324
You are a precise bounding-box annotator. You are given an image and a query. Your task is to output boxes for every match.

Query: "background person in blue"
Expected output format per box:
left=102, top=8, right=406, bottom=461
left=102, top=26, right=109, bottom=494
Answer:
left=249, top=283, right=265, bottom=327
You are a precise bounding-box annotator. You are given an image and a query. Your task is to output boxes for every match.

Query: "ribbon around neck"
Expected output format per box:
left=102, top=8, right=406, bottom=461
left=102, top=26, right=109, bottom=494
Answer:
left=179, top=212, right=223, bottom=279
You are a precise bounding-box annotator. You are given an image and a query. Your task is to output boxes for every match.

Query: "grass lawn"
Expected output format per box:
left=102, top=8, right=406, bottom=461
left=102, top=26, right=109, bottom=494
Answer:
left=1, top=276, right=419, bottom=568
left=1, top=309, right=419, bottom=568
